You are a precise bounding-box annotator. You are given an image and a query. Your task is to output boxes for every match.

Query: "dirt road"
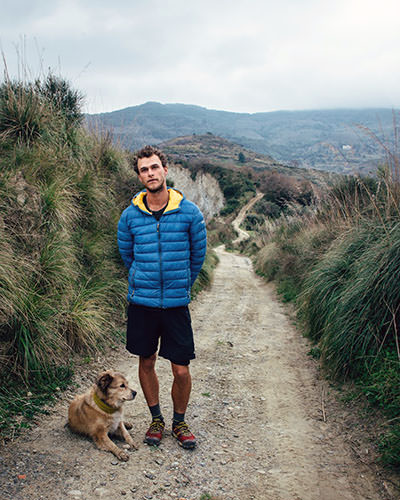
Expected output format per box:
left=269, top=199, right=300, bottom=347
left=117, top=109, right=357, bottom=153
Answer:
left=1, top=244, right=396, bottom=500
left=232, top=192, right=264, bottom=244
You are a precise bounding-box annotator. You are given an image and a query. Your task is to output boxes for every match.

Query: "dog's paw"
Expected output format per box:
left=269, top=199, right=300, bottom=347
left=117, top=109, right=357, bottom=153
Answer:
left=124, top=439, right=138, bottom=450
left=117, top=450, right=130, bottom=462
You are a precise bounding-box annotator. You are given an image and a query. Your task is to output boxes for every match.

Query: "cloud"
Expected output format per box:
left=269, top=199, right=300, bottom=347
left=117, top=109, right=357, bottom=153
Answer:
left=1, top=0, right=400, bottom=113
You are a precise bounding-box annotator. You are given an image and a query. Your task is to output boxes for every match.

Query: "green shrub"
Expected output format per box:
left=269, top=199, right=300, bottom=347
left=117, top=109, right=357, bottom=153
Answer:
left=379, top=425, right=400, bottom=468
left=191, top=249, right=219, bottom=297
left=0, top=81, right=61, bottom=145
left=301, top=221, right=400, bottom=378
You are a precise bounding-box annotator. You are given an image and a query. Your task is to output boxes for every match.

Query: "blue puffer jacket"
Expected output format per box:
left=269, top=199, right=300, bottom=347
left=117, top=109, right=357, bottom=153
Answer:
left=117, top=188, right=207, bottom=308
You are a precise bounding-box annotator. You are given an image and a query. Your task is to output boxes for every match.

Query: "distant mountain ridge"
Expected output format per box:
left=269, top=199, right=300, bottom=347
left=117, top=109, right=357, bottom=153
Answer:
left=86, top=102, right=398, bottom=174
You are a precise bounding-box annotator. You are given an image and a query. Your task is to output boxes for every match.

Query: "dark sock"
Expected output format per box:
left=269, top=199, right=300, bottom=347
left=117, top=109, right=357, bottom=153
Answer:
left=149, top=403, right=163, bottom=421
left=173, top=411, right=185, bottom=427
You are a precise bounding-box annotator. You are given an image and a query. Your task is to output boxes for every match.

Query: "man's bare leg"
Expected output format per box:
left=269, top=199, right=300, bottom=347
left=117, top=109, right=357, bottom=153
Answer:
left=139, top=355, right=165, bottom=446
left=171, top=363, right=192, bottom=413
left=139, top=354, right=159, bottom=406
left=171, top=363, right=196, bottom=448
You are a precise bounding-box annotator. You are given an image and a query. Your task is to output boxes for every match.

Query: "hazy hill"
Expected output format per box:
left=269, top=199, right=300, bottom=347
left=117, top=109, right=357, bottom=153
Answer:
left=86, top=102, right=398, bottom=174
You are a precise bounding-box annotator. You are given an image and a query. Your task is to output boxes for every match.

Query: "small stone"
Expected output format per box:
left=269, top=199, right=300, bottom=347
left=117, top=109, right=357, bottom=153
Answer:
left=155, top=458, right=164, bottom=465
left=145, top=472, right=155, bottom=480
left=68, top=491, right=82, bottom=497
left=164, top=482, right=171, bottom=487
left=130, top=488, right=137, bottom=493
left=111, top=459, right=119, bottom=465
left=121, top=491, right=127, bottom=496
left=257, top=470, right=266, bottom=475
left=93, top=488, right=107, bottom=497
left=32, top=449, right=38, bottom=454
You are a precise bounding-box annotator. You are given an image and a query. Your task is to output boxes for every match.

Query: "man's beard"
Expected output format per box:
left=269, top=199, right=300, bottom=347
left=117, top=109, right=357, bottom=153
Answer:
left=146, top=181, right=164, bottom=193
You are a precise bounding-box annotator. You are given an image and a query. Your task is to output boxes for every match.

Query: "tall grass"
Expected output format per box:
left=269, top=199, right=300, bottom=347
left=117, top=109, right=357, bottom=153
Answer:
left=248, top=120, right=400, bottom=467
left=0, top=72, right=144, bottom=439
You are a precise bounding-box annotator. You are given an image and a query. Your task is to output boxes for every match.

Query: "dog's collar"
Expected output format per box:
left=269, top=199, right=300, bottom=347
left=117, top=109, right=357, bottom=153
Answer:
left=93, top=392, right=118, bottom=414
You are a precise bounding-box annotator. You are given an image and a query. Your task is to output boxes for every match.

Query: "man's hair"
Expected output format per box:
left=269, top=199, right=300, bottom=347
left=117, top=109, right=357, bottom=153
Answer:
left=131, top=145, right=168, bottom=174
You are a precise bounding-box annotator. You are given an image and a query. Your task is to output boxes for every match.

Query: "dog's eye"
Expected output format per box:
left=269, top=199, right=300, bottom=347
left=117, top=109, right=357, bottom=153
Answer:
left=120, top=383, right=126, bottom=388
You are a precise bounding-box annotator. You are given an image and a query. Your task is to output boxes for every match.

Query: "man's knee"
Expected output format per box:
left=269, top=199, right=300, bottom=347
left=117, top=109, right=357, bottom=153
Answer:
left=171, top=363, right=190, bottom=382
left=139, top=354, right=157, bottom=373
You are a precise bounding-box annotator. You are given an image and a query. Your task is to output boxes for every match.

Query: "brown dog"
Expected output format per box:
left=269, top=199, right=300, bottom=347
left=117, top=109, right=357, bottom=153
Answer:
left=68, top=370, right=137, bottom=461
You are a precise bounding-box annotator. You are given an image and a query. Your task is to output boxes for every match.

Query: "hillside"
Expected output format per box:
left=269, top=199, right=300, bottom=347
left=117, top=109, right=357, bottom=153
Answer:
left=86, top=102, right=398, bottom=174
left=159, top=134, right=333, bottom=186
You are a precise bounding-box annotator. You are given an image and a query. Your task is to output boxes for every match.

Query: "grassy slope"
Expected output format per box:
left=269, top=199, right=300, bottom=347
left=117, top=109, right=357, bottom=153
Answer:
left=242, top=173, right=400, bottom=468
left=0, top=77, right=220, bottom=441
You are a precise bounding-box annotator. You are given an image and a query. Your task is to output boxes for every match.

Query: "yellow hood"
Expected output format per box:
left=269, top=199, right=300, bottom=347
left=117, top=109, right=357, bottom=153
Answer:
left=132, top=188, right=184, bottom=214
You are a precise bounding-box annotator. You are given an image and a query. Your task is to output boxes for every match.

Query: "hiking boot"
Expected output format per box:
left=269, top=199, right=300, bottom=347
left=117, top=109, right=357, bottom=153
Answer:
left=144, top=418, right=165, bottom=446
left=172, top=421, right=197, bottom=449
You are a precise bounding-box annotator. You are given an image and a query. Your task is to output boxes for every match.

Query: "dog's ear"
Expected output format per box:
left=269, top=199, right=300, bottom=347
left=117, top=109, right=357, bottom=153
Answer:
left=96, top=372, right=114, bottom=394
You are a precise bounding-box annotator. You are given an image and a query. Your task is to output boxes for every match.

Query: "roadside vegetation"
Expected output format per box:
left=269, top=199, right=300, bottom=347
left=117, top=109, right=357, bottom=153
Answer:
left=240, top=148, right=400, bottom=468
left=0, top=74, right=217, bottom=441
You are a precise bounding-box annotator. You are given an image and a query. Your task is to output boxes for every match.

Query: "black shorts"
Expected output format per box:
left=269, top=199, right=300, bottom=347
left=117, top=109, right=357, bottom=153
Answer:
left=126, top=304, right=195, bottom=366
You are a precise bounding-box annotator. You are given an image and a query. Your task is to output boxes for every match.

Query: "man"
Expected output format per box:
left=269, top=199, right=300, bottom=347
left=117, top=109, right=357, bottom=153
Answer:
left=117, top=145, right=207, bottom=449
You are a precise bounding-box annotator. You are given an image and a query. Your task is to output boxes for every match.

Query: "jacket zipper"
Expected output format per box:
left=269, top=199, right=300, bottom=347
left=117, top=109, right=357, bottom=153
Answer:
left=157, top=221, right=163, bottom=307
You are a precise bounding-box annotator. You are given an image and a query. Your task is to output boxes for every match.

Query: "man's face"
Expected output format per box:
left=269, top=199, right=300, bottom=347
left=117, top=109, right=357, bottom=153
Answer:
left=137, top=154, right=168, bottom=193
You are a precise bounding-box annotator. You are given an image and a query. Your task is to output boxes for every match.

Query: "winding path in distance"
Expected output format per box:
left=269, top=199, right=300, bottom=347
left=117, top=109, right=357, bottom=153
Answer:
left=232, top=191, right=264, bottom=244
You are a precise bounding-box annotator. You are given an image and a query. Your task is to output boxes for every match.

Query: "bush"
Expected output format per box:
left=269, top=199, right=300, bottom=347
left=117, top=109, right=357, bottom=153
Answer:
left=301, top=221, right=400, bottom=378
left=0, top=73, right=141, bottom=385
left=0, top=81, right=61, bottom=145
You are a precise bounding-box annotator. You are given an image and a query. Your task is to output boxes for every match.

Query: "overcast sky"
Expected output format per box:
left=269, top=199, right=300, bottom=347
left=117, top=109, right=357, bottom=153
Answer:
left=1, top=0, right=399, bottom=114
